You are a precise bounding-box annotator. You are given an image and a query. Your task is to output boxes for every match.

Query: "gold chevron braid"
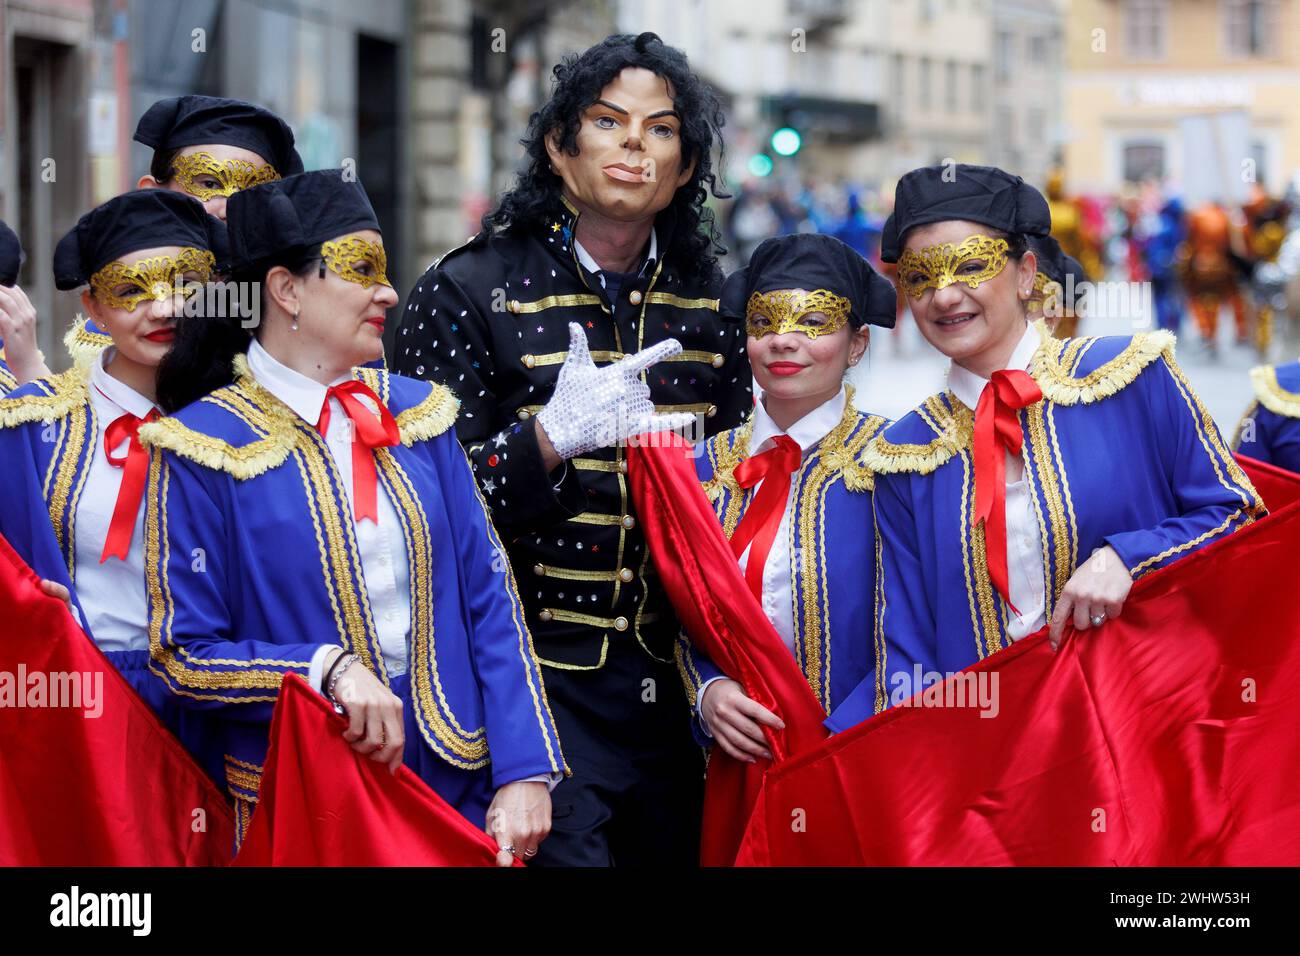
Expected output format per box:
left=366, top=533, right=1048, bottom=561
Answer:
left=506, top=293, right=603, bottom=314
left=1249, top=365, right=1300, bottom=419
left=645, top=293, right=719, bottom=310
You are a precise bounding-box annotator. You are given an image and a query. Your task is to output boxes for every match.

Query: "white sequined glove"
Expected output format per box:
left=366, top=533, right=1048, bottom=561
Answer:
left=536, top=322, right=696, bottom=460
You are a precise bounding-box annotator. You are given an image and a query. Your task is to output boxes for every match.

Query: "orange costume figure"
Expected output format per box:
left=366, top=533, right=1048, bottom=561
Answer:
left=1179, top=202, right=1248, bottom=347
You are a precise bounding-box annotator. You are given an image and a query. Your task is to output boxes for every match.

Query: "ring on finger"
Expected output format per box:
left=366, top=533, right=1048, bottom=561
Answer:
left=523, top=847, right=538, bottom=858
left=1090, top=610, right=1106, bottom=627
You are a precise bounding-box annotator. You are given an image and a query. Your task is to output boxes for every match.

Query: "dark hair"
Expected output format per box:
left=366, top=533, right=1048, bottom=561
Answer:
left=156, top=250, right=318, bottom=413
left=484, top=32, right=729, bottom=284
left=149, top=148, right=178, bottom=184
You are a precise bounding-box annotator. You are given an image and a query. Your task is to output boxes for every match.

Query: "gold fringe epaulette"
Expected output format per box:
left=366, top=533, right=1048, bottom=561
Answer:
left=0, top=366, right=90, bottom=428
left=1248, top=365, right=1300, bottom=419
left=827, top=412, right=887, bottom=492
left=140, top=355, right=462, bottom=478
left=63, top=315, right=113, bottom=369
left=1031, top=324, right=1175, bottom=406
left=356, top=366, right=460, bottom=445
left=138, top=397, right=298, bottom=480
left=862, top=396, right=974, bottom=476
left=865, top=325, right=1176, bottom=476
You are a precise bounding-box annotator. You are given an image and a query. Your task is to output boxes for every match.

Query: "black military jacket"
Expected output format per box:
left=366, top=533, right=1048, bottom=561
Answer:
left=394, top=197, right=753, bottom=669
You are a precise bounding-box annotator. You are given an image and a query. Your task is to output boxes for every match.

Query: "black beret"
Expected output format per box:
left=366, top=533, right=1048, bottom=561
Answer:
left=720, top=233, right=897, bottom=330
left=0, top=219, right=23, bottom=287
left=881, top=163, right=1051, bottom=262
left=224, top=170, right=381, bottom=273
left=53, top=190, right=228, bottom=290
left=134, top=95, right=304, bottom=176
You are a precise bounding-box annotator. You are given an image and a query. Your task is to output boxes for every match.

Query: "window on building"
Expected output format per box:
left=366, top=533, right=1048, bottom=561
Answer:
left=996, top=30, right=1013, bottom=80
left=946, top=60, right=958, bottom=111
left=893, top=52, right=906, bottom=111
left=971, top=63, right=985, bottom=110
left=1223, top=0, right=1280, bottom=57
left=1122, top=140, right=1166, bottom=182
left=1250, top=139, right=1269, bottom=184
left=1028, top=34, right=1047, bottom=65
left=920, top=56, right=931, bottom=110
left=1123, top=0, right=1169, bottom=60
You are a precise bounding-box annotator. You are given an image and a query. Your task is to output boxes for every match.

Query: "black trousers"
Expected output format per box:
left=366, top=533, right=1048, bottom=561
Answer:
left=530, top=640, right=704, bottom=867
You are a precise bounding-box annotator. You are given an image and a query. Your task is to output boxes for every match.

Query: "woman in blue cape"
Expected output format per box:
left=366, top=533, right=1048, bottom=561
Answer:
left=678, top=233, right=896, bottom=758
left=829, top=164, right=1263, bottom=731
left=0, top=189, right=228, bottom=780
left=141, top=170, right=565, bottom=861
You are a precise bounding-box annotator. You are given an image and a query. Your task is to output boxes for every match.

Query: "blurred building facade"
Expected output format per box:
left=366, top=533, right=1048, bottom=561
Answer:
left=886, top=0, right=994, bottom=176
left=990, top=0, right=1066, bottom=186
left=2, top=0, right=411, bottom=368
left=3, top=0, right=1074, bottom=367
left=1063, top=0, right=1300, bottom=197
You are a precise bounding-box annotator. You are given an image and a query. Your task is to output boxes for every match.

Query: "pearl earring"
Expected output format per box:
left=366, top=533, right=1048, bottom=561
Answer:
left=291, top=310, right=299, bottom=332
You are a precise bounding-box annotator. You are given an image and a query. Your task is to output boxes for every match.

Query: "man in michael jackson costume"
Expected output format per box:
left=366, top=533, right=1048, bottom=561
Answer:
left=394, top=33, right=753, bottom=865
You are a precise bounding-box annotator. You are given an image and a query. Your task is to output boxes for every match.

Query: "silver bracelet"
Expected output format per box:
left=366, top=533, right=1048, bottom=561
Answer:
left=326, top=652, right=359, bottom=705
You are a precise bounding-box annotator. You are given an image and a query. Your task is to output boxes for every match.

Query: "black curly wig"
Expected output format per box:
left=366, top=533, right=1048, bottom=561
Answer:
left=484, top=32, right=729, bottom=284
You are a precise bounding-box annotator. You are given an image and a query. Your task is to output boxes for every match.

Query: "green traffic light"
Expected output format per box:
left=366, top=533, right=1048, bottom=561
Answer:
left=771, top=127, right=802, bottom=157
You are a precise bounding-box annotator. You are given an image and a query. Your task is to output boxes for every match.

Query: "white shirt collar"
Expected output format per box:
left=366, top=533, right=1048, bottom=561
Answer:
left=573, top=227, right=658, bottom=277
left=247, top=339, right=350, bottom=425
left=750, top=386, right=847, bottom=458
left=90, top=347, right=158, bottom=420
left=947, top=323, right=1042, bottom=412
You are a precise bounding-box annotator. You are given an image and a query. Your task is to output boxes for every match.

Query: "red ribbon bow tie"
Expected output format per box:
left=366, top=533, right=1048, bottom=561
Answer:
left=972, top=369, right=1043, bottom=614
left=728, top=434, right=803, bottom=602
left=100, top=408, right=161, bottom=563
left=317, top=380, right=401, bottom=523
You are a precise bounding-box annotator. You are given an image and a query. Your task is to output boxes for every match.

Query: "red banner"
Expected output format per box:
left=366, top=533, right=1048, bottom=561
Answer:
left=630, top=440, right=1300, bottom=866
left=234, top=673, right=511, bottom=866
left=0, top=533, right=234, bottom=866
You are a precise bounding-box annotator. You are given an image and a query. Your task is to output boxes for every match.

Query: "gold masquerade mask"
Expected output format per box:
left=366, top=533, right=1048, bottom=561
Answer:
left=89, top=247, right=216, bottom=312
left=171, top=151, right=281, bottom=200
left=320, top=235, right=391, bottom=289
left=745, top=288, right=853, bottom=339
left=897, top=234, right=1009, bottom=299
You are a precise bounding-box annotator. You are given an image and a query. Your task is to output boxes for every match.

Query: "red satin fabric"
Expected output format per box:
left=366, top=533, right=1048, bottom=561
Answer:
left=626, top=435, right=828, bottom=866
left=972, top=369, right=1042, bottom=612
left=234, top=674, right=511, bottom=866
left=729, top=435, right=802, bottom=602
left=100, top=409, right=161, bottom=562
left=0, top=533, right=234, bottom=865
left=737, top=457, right=1300, bottom=865
left=316, top=380, right=401, bottom=523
